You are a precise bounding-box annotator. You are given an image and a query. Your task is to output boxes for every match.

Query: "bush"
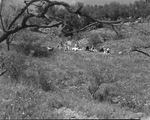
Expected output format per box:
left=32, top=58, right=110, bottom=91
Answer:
left=16, top=30, right=40, bottom=43
left=112, top=33, right=127, bottom=40
left=16, top=30, right=52, bottom=58
left=23, top=67, right=57, bottom=92
left=100, top=32, right=112, bottom=42
left=38, top=69, right=56, bottom=92
left=28, top=46, right=50, bottom=58
left=1, top=52, right=27, bottom=84
left=88, top=66, right=120, bottom=102
left=73, top=32, right=85, bottom=41
left=92, top=83, right=118, bottom=103
left=16, top=30, right=39, bottom=51
left=86, top=32, right=104, bottom=47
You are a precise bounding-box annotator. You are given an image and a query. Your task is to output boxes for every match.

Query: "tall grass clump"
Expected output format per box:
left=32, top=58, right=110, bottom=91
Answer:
left=88, top=65, right=120, bottom=103
left=38, top=68, right=56, bottom=92
left=0, top=51, right=57, bottom=91
left=100, top=32, right=112, bottom=42
left=1, top=52, right=27, bottom=85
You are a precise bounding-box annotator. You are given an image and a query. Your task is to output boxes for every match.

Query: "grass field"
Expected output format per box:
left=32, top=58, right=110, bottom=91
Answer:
left=0, top=23, right=150, bottom=119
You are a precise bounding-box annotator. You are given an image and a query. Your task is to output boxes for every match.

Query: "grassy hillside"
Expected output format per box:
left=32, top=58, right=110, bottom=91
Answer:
left=0, top=23, right=150, bottom=119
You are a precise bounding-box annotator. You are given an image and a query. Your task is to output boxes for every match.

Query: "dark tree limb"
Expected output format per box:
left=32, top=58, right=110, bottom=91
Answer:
left=62, top=22, right=99, bottom=34
left=111, top=25, right=120, bottom=35
left=44, top=14, right=64, bottom=23
left=131, top=47, right=150, bottom=57
left=0, top=69, right=7, bottom=76
left=32, top=21, right=62, bottom=28
left=0, top=0, right=6, bottom=32
left=6, top=33, right=17, bottom=51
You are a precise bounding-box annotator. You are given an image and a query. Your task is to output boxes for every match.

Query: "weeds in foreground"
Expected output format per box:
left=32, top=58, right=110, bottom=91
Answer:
left=0, top=87, right=59, bottom=119
left=0, top=51, right=56, bottom=92
left=1, top=52, right=27, bottom=84
left=88, top=66, right=119, bottom=97
left=38, top=69, right=56, bottom=92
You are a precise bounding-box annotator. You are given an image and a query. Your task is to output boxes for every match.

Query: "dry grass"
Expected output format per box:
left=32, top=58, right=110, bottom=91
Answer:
left=0, top=24, right=150, bottom=119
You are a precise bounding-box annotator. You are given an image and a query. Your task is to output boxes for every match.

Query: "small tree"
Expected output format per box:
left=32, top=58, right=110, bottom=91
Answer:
left=0, top=0, right=22, bottom=50
left=86, top=32, right=104, bottom=47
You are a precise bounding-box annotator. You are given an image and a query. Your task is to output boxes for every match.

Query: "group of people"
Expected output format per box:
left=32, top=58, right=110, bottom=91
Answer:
left=63, top=43, right=111, bottom=54
left=55, top=42, right=111, bottom=54
left=64, top=44, right=83, bottom=51
left=85, top=46, right=110, bottom=54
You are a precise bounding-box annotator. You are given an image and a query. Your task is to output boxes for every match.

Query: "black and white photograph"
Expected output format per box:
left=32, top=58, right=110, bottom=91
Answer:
left=0, top=0, right=150, bottom=119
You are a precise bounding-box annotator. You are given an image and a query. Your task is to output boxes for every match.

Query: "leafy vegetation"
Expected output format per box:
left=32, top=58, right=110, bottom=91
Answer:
left=0, top=0, right=150, bottom=119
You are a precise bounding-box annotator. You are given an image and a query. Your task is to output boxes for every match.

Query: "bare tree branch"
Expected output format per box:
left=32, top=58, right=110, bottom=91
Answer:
left=29, top=21, right=62, bottom=28
left=6, top=33, right=17, bottom=51
left=8, top=0, right=44, bottom=29
left=62, top=22, right=99, bottom=34
left=0, top=69, right=7, bottom=76
left=44, top=14, right=64, bottom=23
left=0, top=0, right=123, bottom=45
left=131, top=47, right=150, bottom=58
left=0, top=0, right=6, bottom=32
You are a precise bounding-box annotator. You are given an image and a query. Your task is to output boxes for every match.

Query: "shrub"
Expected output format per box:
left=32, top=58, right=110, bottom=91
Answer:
left=30, top=46, right=50, bottom=58
left=73, top=32, right=85, bottom=41
left=0, top=87, right=57, bottom=119
left=100, top=32, right=112, bottom=42
left=18, top=43, right=40, bottom=56
left=86, top=32, right=104, bottom=47
left=96, top=110, right=110, bottom=119
left=92, top=83, right=118, bottom=103
left=38, top=69, right=56, bottom=92
left=88, top=66, right=120, bottom=102
left=16, top=30, right=51, bottom=58
left=1, top=52, right=27, bottom=84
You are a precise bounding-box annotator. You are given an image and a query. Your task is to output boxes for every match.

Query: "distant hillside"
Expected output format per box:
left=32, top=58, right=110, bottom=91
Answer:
left=7, top=0, right=138, bottom=6
left=83, top=0, right=137, bottom=5
left=53, top=0, right=137, bottom=5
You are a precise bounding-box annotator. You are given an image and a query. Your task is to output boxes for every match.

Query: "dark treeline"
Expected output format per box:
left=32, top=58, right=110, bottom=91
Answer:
left=82, top=0, right=150, bottom=21
left=32, top=0, right=150, bottom=32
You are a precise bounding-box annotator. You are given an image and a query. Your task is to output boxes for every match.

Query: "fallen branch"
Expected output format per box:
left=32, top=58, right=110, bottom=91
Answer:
left=0, top=69, right=7, bottom=76
left=131, top=47, right=150, bottom=57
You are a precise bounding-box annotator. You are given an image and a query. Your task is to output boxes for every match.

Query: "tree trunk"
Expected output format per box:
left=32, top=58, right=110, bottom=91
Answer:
left=0, top=32, right=10, bottom=43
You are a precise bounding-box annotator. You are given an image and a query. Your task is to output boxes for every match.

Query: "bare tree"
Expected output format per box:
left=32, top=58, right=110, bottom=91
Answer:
left=0, top=0, right=122, bottom=48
